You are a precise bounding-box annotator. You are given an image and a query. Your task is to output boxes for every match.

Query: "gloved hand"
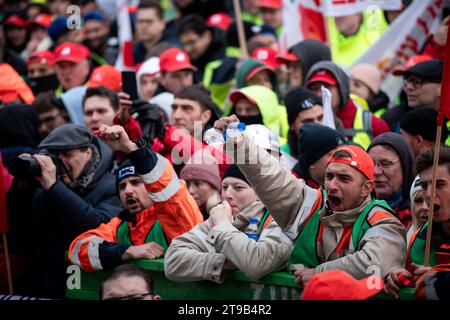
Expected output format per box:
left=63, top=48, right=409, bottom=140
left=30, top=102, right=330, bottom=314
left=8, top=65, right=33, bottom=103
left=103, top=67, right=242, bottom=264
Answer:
left=131, top=100, right=166, bottom=145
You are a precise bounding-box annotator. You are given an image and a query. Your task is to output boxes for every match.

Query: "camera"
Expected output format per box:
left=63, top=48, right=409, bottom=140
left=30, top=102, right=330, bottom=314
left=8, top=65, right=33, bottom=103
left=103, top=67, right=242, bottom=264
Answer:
left=8, top=149, right=63, bottom=180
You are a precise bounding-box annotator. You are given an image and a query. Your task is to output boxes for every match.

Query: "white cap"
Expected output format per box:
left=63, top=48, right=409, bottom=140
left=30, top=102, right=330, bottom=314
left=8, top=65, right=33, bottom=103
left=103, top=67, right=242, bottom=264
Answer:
left=245, top=124, right=280, bottom=154
left=136, top=57, right=160, bottom=99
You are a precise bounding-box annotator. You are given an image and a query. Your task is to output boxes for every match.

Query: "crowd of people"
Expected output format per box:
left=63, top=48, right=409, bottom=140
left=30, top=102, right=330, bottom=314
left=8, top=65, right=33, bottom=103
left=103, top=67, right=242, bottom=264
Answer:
left=0, top=0, right=449, bottom=301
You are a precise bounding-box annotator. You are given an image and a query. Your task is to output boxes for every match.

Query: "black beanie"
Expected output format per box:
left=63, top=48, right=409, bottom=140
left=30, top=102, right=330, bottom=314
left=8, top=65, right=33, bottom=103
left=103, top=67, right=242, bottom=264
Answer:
left=115, top=160, right=138, bottom=186
left=222, top=164, right=249, bottom=185
left=298, top=123, right=347, bottom=169
left=285, top=86, right=322, bottom=125
left=400, top=108, right=448, bottom=143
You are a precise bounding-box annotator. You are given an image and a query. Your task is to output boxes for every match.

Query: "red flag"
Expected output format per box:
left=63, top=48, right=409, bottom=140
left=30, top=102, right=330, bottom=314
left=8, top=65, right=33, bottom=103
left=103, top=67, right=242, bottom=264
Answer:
left=299, top=4, right=327, bottom=42
left=0, top=154, right=10, bottom=233
left=439, top=19, right=450, bottom=125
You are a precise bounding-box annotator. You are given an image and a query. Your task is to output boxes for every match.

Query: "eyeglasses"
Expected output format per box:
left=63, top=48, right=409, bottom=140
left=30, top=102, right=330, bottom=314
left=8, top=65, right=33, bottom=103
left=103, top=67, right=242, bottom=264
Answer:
left=403, top=77, right=440, bottom=89
left=103, top=292, right=154, bottom=300
left=373, top=159, right=400, bottom=170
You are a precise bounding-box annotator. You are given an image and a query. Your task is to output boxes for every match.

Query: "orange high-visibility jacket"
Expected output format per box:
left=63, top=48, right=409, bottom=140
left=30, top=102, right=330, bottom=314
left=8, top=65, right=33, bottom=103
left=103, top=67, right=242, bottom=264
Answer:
left=68, top=152, right=204, bottom=272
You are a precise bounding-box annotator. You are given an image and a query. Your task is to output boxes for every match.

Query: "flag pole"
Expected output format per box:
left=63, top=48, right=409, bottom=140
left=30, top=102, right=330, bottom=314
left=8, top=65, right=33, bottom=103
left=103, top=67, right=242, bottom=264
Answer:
left=2, top=233, right=13, bottom=294
left=232, top=0, right=248, bottom=59
left=424, top=119, right=443, bottom=266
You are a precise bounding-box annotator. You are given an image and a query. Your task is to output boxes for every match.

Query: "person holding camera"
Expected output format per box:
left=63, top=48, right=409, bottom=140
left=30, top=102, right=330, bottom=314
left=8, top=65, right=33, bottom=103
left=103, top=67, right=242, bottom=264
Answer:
left=6, top=124, right=123, bottom=298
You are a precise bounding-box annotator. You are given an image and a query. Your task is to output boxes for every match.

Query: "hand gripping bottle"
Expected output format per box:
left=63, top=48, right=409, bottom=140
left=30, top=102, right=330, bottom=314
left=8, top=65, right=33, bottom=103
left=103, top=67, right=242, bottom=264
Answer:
left=245, top=218, right=260, bottom=241
left=204, top=122, right=246, bottom=146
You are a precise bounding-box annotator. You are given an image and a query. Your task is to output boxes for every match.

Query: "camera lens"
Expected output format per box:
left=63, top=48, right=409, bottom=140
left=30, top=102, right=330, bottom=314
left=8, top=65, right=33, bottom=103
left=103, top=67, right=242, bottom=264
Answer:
left=8, top=155, right=42, bottom=179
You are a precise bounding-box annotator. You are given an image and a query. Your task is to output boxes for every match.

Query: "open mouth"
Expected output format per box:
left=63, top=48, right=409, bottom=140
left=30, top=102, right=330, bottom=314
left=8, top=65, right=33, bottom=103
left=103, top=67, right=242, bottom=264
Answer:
left=327, top=195, right=342, bottom=210
left=126, top=197, right=138, bottom=207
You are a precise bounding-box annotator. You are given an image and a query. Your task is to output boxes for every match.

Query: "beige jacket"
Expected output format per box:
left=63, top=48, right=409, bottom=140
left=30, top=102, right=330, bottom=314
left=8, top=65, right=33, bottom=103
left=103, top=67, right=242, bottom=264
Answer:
left=229, top=136, right=407, bottom=279
left=164, top=201, right=293, bottom=283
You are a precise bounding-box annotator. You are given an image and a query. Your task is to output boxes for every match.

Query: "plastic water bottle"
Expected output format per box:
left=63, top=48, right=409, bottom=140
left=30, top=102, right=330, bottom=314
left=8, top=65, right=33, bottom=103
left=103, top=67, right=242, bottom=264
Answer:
left=204, top=128, right=226, bottom=147
left=245, top=218, right=260, bottom=241
left=204, top=122, right=246, bottom=146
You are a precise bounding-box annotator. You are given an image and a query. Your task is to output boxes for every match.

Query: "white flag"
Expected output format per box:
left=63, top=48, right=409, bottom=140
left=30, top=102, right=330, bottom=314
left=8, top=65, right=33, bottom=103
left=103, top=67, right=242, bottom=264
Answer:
left=321, top=86, right=336, bottom=130
left=352, top=0, right=442, bottom=103
left=115, top=0, right=134, bottom=71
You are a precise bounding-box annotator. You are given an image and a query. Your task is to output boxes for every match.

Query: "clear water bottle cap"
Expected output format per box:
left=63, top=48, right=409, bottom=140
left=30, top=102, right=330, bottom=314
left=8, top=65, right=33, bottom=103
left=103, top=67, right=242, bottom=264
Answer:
left=249, top=218, right=258, bottom=223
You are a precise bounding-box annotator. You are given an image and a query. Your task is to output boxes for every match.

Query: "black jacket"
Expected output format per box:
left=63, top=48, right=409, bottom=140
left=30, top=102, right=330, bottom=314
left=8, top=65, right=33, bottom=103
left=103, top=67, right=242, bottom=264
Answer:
left=7, top=137, right=123, bottom=298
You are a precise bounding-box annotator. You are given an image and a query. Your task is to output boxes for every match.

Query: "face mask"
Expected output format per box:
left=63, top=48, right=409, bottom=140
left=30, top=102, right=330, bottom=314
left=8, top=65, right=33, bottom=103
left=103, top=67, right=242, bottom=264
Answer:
left=28, top=74, right=60, bottom=95
left=237, top=114, right=264, bottom=126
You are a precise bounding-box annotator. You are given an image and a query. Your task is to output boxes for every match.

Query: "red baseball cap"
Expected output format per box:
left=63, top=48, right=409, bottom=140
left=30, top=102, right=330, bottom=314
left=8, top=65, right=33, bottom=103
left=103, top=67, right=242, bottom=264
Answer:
left=276, top=52, right=299, bottom=64
left=307, top=69, right=338, bottom=86
left=207, top=13, right=233, bottom=31
left=246, top=64, right=274, bottom=82
left=54, top=42, right=91, bottom=64
left=229, top=89, right=258, bottom=106
left=159, top=48, right=197, bottom=73
left=302, top=270, right=384, bottom=300
left=86, top=65, right=122, bottom=92
left=258, top=0, right=282, bottom=9
left=29, top=14, right=53, bottom=29
left=392, top=54, right=432, bottom=76
left=4, top=15, right=28, bottom=28
left=28, top=50, right=55, bottom=67
left=327, top=145, right=375, bottom=181
left=252, top=47, right=280, bottom=69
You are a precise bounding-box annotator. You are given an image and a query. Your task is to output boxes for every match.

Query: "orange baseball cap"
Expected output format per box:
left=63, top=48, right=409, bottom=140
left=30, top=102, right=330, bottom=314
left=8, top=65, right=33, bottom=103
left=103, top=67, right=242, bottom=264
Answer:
left=327, top=145, right=375, bottom=181
left=307, top=69, right=338, bottom=86
left=159, top=48, right=197, bottom=73
left=54, top=42, right=91, bottom=64
left=86, top=65, right=122, bottom=92
left=392, top=54, right=433, bottom=76
left=302, top=270, right=384, bottom=300
left=29, top=14, right=53, bottom=29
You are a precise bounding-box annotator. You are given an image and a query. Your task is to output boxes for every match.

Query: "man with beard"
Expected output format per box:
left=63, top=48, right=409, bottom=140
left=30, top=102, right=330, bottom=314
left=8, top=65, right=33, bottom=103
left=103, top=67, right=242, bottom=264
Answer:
left=68, top=124, right=203, bottom=272
left=213, top=115, right=406, bottom=287
left=6, top=124, right=123, bottom=298
left=82, top=11, right=118, bottom=67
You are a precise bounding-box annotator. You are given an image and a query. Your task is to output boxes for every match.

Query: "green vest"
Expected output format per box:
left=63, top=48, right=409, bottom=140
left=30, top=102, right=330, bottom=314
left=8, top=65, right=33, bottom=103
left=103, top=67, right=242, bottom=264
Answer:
left=408, top=223, right=437, bottom=267
left=289, top=192, right=393, bottom=267
left=116, top=219, right=169, bottom=250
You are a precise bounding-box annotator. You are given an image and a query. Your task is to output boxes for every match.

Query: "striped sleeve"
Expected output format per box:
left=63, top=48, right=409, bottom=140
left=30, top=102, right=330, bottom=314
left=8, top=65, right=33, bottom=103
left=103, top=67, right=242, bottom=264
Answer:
left=68, top=218, right=122, bottom=272
left=140, top=153, right=181, bottom=202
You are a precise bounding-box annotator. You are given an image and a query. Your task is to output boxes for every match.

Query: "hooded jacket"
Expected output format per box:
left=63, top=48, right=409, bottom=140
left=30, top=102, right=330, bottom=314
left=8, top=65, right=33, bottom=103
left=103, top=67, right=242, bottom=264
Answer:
left=6, top=131, right=122, bottom=298
left=305, top=61, right=389, bottom=146
left=235, top=59, right=277, bottom=91
left=0, top=104, right=40, bottom=166
left=289, top=40, right=332, bottom=84
left=368, top=132, right=414, bottom=228
left=306, top=61, right=350, bottom=111
left=227, top=85, right=289, bottom=143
